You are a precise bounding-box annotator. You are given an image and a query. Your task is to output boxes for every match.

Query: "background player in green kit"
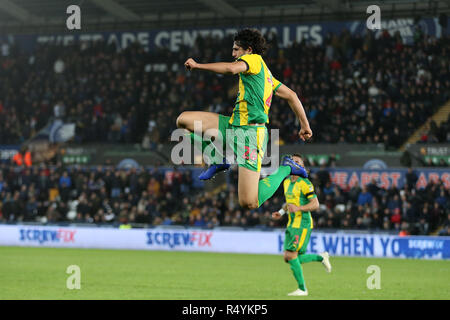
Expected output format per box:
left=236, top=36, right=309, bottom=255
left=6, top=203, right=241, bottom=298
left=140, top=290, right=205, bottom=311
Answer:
left=272, top=154, right=332, bottom=296
left=177, top=28, right=312, bottom=210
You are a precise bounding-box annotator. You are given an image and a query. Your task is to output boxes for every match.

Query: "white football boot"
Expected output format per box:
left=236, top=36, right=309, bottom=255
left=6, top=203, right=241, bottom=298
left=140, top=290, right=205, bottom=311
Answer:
left=287, top=288, right=308, bottom=296
left=320, top=251, right=332, bottom=273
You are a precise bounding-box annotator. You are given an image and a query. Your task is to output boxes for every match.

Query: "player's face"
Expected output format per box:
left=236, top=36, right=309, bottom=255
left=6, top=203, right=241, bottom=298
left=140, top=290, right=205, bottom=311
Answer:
left=232, top=42, right=251, bottom=59
left=292, top=156, right=305, bottom=168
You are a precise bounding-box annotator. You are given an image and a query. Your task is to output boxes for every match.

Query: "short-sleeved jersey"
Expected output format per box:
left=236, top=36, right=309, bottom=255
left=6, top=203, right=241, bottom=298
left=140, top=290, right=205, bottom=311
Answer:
left=283, top=177, right=316, bottom=229
left=229, top=54, right=282, bottom=126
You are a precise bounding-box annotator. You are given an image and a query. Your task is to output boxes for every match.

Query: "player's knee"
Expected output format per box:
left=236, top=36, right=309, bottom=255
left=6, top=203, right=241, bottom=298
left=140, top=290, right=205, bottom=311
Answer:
left=246, top=202, right=259, bottom=210
left=284, top=251, right=297, bottom=263
left=176, top=112, right=187, bottom=128
left=239, top=199, right=259, bottom=210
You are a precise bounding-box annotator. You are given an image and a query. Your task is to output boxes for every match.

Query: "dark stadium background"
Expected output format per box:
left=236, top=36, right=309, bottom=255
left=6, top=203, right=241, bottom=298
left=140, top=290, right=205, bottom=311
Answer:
left=0, top=0, right=449, bottom=237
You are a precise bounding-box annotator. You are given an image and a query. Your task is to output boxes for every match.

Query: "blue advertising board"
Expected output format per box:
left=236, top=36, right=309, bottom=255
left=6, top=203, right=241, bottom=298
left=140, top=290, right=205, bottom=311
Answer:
left=279, top=233, right=450, bottom=260
left=1, top=224, right=448, bottom=259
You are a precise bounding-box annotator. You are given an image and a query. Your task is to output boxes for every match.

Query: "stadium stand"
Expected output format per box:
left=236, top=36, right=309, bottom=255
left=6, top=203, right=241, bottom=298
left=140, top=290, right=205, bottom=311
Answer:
left=0, top=1, right=449, bottom=238
left=0, top=30, right=449, bottom=149
left=0, top=163, right=448, bottom=236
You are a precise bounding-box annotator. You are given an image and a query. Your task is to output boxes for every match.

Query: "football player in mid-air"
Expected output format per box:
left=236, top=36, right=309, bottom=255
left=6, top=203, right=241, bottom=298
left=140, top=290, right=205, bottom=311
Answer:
left=272, top=154, right=331, bottom=296
left=176, top=28, right=312, bottom=209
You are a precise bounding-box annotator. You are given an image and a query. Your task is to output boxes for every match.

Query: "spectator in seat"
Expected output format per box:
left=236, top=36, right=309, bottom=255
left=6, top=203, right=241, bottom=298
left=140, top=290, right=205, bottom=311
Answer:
left=357, top=186, right=373, bottom=206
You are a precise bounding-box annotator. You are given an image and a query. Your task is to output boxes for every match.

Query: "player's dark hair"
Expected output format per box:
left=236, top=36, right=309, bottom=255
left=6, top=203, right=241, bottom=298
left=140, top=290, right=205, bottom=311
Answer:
left=291, top=153, right=304, bottom=161
left=234, top=28, right=267, bottom=55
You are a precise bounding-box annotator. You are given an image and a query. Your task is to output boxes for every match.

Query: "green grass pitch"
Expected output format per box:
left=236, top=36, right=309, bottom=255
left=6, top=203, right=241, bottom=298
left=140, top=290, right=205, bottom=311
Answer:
left=0, top=246, right=448, bottom=300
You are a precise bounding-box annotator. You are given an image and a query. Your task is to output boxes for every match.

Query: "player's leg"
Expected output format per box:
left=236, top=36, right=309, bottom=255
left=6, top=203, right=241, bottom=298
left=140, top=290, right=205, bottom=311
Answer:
left=235, top=126, right=265, bottom=209
left=238, top=164, right=295, bottom=209
left=237, top=160, right=305, bottom=210
left=236, top=126, right=293, bottom=209
left=297, top=229, right=322, bottom=263
left=239, top=159, right=310, bottom=209
left=285, top=250, right=308, bottom=293
left=297, top=228, right=332, bottom=272
left=255, top=128, right=309, bottom=207
left=257, top=153, right=310, bottom=207
left=176, top=111, right=219, bottom=134
left=284, top=228, right=308, bottom=295
left=298, top=253, right=323, bottom=264
left=177, top=111, right=220, bottom=157
left=257, top=165, right=291, bottom=207
left=237, top=166, right=260, bottom=209
left=177, top=112, right=229, bottom=179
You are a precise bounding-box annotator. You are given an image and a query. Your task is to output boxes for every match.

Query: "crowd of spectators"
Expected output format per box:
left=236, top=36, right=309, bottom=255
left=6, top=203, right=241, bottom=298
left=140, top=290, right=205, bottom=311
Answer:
left=1, top=27, right=449, bottom=234
left=268, top=29, right=450, bottom=149
left=0, top=28, right=449, bottom=149
left=419, top=114, right=450, bottom=144
left=0, top=163, right=448, bottom=236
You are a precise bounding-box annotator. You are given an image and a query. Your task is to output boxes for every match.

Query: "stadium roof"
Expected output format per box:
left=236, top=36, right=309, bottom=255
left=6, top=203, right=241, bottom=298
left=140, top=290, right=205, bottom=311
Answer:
left=0, top=0, right=449, bottom=33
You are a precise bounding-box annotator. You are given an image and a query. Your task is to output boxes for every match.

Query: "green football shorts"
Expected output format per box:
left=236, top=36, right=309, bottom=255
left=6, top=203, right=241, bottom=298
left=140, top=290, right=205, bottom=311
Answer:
left=217, top=114, right=268, bottom=172
left=284, top=225, right=312, bottom=254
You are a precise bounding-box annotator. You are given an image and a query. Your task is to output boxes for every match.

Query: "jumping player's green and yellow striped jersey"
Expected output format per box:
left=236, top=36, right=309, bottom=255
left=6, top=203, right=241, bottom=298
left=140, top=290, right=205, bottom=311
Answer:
left=230, top=54, right=282, bottom=126
left=283, top=177, right=316, bottom=229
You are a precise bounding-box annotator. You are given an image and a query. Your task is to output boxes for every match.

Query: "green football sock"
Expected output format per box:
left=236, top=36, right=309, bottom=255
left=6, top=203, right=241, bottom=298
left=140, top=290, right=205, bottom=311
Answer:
left=288, top=258, right=306, bottom=291
left=189, top=132, right=209, bottom=154
left=298, top=254, right=323, bottom=264
left=188, top=132, right=223, bottom=164
left=257, top=165, right=291, bottom=207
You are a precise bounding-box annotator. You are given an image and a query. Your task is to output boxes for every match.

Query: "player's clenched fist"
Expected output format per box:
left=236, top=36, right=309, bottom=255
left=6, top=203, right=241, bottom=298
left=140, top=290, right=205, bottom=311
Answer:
left=272, top=211, right=282, bottom=220
left=184, top=58, right=198, bottom=70
left=299, top=127, right=313, bottom=141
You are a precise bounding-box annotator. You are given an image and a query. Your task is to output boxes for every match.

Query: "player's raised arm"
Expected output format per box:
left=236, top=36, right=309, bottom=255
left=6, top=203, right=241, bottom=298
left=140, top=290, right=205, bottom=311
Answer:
left=275, top=84, right=312, bottom=141
left=184, top=58, right=247, bottom=75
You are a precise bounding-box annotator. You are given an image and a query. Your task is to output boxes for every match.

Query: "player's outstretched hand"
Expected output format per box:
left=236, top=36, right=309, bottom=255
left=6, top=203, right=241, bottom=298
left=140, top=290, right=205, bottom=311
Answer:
left=185, top=58, right=198, bottom=71
left=272, top=212, right=282, bottom=220
left=299, top=127, right=312, bottom=141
